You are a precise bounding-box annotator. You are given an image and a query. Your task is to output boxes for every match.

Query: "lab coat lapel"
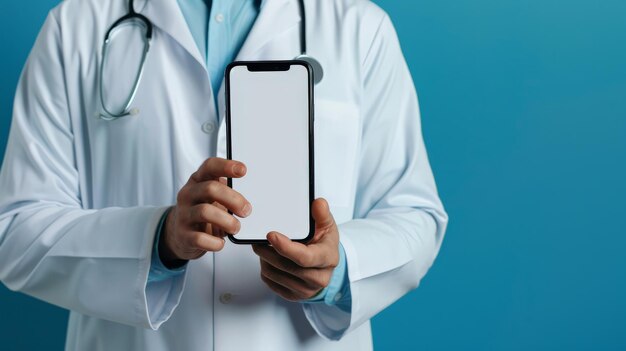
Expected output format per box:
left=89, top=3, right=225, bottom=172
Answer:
left=235, top=0, right=301, bottom=60
left=215, top=0, right=301, bottom=121
left=142, top=0, right=206, bottom=70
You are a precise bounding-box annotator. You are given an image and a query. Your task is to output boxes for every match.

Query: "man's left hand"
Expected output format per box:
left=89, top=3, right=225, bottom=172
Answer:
left=252, top=198, right=339, bottom=301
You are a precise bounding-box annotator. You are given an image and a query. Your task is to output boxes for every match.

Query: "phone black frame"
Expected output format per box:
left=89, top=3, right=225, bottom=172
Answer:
left=224, top=60, right=315, bottom=245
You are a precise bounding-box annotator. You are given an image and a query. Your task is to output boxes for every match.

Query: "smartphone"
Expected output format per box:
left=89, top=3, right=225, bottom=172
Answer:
left=225, top=61, right=314, bottom=244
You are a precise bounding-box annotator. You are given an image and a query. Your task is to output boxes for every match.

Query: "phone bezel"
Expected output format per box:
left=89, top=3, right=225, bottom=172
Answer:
left=224, top=60, right=315, bottom=245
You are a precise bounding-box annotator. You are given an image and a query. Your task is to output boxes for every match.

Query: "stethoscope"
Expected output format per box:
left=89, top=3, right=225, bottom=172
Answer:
left=99, top=0, right=323, bottom=120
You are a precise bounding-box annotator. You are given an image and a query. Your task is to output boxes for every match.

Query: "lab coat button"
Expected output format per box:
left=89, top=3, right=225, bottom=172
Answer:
left=215, top=14, right=225, bottom=23
left=201, top=122, right=215, bottom=134
left=219, top=292, right=233, bottom=304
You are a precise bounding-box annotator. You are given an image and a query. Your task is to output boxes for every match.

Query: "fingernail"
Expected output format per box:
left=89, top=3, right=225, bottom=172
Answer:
left=235, top=165, right=245, bottom=176
left=242, top=203, right=252, bottom=217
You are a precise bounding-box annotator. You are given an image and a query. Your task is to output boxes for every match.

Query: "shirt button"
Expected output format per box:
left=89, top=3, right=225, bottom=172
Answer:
left=334, top=292, right=343, bottom=302
left=215, top=13, right=225, bottom=23
left=201, top=121, right=215, bottom=134
left=219, top=293, right=233, bottom=304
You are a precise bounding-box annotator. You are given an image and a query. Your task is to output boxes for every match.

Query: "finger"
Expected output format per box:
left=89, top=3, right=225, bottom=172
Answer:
left=185, top=231, right=226, bottom=252
left=259, top=260, right=319, bottom=298
left=254, top=245, right=303, bottom=276
left=189, top=203, right=241, bottom=235
left=260, top=274, right=306, bottom=302
left=254, top=245, right=332, bottom=290
left=202, top=222, right=224, bottom=238
left=312, top=198, right=334, bottom=228
left=187, top=181, right=252, bottom=218
left=214, top=202, right=228, bottom=212
left=267, top=231, right=331, bottom=268
left=212, top=202, right=228, bottom=237
left=191, top=158, right=247, bottom=183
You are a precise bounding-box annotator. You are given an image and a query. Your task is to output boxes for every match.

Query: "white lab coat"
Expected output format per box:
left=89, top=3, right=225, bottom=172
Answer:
left=0, top=0, right=448, bottom=350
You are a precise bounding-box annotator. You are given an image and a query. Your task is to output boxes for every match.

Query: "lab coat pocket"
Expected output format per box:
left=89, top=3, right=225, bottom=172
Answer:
left=314, top=99, right=360, bottom=211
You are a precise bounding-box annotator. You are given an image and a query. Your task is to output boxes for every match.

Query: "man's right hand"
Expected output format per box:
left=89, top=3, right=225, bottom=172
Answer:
left=159, top=157, right=252, bottom=268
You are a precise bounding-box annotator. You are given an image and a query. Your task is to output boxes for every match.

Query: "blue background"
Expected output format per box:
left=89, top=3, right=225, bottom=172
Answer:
left=1, top=0, right=625, bottom=350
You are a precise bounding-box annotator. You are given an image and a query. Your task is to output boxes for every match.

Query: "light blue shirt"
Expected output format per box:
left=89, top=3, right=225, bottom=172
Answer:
left=148, top=0, right=350, bottom=311
left=176, top=0, right=259, bottom=101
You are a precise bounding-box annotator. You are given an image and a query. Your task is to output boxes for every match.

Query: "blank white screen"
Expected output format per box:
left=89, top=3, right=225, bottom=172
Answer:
left=228, top=64, right=311, bottom=241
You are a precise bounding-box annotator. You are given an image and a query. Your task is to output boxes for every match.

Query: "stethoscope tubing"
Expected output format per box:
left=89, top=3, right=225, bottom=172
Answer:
left=99, top=0, right=321, bottom=120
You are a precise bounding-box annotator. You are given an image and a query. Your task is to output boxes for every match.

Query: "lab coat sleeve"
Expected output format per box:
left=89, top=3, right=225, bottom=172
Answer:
left=0, top=12, right=185, bottom=330
left=302, top=14, right=448, bottom=340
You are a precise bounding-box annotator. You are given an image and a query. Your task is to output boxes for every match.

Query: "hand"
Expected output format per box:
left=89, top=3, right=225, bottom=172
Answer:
left=160, top=157, right=252, bottom=267
left=252, top=198, right=339, bottom=301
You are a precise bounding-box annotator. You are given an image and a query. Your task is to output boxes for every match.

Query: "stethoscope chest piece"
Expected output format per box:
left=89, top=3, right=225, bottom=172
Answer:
left=295, top=54, right=324, bottom=85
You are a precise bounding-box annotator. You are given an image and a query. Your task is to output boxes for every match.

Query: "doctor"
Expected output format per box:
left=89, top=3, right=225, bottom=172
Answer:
left=0, top=0, right=447, bottom=350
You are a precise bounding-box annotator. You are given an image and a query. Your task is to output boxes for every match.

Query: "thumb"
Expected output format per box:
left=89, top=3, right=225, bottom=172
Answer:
left=312, top=198, right=335, bottom=231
